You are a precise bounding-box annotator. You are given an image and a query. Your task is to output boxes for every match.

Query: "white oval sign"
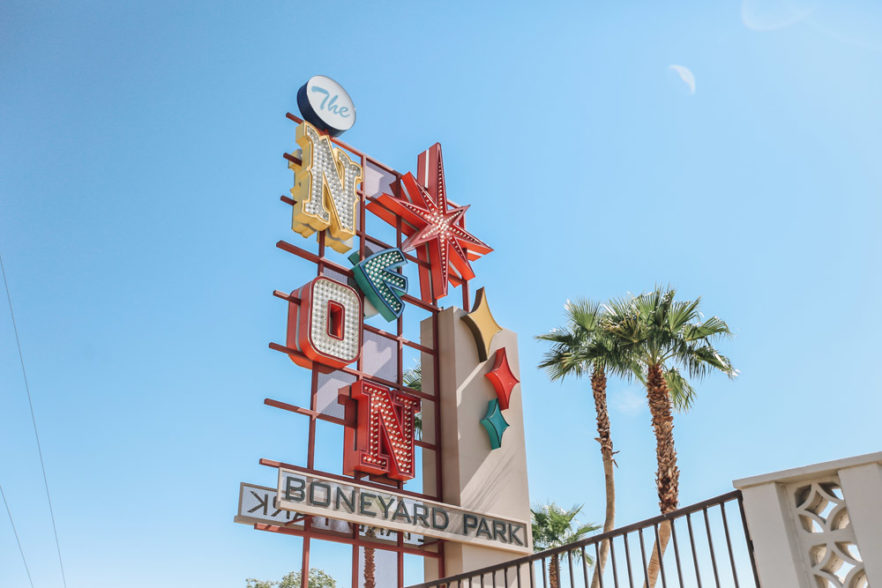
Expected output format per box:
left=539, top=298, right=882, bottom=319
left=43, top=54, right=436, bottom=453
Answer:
left=299, top=75, right=356, bottom=135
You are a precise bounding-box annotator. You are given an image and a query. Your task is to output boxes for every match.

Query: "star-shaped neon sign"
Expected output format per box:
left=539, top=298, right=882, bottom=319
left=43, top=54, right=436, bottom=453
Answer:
left=367, top=144, right=492, bottom=302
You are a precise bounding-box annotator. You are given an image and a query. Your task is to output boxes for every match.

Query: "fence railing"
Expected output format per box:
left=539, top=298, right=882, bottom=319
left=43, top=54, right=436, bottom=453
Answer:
left=408, top=490, right=759, bottom=588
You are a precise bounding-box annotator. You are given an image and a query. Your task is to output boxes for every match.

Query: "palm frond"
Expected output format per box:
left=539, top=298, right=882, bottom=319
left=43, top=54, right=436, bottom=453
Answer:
left=665, top=367, right=696, bottom=412
left=531, top=503, right=598, bottom=553
left=602, top=286, right=737, bottom=408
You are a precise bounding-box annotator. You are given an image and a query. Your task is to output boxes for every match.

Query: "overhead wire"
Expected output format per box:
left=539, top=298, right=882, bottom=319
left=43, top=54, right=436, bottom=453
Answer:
left=1, top=484, right=36, bottom=588
left=1, top=252, right=68, bottom=588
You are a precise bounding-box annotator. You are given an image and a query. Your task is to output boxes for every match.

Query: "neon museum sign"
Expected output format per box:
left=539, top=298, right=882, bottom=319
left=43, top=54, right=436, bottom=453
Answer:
left=236, top=75, right=530, bottom=557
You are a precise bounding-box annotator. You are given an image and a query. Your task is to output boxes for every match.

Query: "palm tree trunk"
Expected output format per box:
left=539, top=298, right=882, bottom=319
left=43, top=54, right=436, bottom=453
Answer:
left=590, top=366, right=614, bottom=588
left=643, top=364, right=679, bottom=588
left=549, top=553, right=560, bottom=588
left=364, top=527, right=376, bottom=588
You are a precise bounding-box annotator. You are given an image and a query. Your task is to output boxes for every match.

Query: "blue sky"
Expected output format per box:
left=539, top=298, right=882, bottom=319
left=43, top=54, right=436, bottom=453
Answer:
left=2, top=1, right=881, bottom=586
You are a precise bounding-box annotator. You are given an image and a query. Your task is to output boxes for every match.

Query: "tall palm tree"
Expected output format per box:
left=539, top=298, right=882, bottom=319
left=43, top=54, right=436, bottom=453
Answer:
left=603, top=287, right=736, bottom=586
left=363, top=527, right=376, bottom=588
left=403, top=366, right=422, bottom=439
left=537, top=300, right=632, bottom=588
left=531, top=503, right=599, bottom=588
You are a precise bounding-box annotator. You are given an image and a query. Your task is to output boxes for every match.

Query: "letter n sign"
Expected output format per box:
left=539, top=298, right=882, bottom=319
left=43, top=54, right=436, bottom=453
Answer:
left=340, top=380, right=420, bottom=481
left=286, top=276, right=362, bottom=370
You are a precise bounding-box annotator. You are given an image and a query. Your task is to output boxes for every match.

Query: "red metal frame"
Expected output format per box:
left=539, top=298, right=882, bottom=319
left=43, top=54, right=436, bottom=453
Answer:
left=259, top=113, right=455, bottom=587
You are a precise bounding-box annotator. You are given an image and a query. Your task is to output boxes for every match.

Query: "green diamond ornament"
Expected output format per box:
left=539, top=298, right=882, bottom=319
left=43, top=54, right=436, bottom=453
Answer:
left=480, top=399, right=509, bottom=450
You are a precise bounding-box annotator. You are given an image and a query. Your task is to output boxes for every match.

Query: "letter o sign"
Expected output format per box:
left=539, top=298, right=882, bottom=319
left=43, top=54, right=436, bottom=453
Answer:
left=287, top=276, right=362, bottom=369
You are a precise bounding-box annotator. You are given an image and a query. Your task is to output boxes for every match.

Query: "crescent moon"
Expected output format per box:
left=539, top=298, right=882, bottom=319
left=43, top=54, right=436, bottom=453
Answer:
left=669, top=65, right=696, bottom=94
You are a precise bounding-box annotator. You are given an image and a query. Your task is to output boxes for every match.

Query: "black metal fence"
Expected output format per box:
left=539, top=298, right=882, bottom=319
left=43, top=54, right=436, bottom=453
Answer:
left=408, top=491, right=759, bottom=588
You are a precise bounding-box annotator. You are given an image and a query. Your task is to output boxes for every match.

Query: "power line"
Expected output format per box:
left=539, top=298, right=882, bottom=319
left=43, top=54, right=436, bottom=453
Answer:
left=1, top=484, right=36, bottom=588
left=1, top=253, right=68, bottom=588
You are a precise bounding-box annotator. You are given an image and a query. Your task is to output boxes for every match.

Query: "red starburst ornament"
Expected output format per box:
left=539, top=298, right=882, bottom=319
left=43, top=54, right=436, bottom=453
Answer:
left=368, top=144, right=492, bottom=302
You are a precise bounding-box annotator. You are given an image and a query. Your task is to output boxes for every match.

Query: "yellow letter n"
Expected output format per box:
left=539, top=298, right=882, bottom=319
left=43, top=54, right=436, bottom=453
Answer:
left=290, top=122, right=362, bottom=253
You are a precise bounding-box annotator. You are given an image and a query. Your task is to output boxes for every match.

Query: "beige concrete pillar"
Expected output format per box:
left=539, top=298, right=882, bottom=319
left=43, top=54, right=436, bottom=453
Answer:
left=421, top=307, right=532, bottom=585
left=734, top=482, right=807, bottom=588
left=837, top=461, right=882, bottom=583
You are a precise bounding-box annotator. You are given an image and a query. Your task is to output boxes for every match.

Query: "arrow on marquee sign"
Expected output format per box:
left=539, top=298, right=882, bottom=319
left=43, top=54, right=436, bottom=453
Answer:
left=349, top=248, right=409, bottom=322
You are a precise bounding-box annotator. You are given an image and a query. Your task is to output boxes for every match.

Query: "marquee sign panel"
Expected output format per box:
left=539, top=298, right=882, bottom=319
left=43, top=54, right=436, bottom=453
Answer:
left=276, top=469, right=530, bottom=555
left=235, top=482, right=424, bottom=547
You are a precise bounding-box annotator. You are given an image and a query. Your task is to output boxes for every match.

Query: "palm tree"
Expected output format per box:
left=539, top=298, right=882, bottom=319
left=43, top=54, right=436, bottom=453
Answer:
left=363, top=527, right=376, bottom=588
left=537, top=300, right=632, bottom=588
left=403, top=366, right=422, bottom=439
left=531, top=503, right=599, bottom=588
left=603, top=287, right=736, bottom=586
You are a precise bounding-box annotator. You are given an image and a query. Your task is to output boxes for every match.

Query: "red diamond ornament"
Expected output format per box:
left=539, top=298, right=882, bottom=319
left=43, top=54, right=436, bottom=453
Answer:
left=484, top=348, right=519, bottom=410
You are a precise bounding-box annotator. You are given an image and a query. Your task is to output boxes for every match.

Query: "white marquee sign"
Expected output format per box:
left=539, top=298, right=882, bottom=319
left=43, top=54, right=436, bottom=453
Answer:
left=235, top=483, right=424, bottom=547
left=276, top=469, right=531, bottom=554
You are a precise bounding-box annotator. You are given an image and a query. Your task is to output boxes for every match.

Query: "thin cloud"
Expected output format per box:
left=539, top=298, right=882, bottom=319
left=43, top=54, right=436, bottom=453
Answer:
left=741, top=0, right=816, bottom=31
left=615, top=386, right=646, bottom=416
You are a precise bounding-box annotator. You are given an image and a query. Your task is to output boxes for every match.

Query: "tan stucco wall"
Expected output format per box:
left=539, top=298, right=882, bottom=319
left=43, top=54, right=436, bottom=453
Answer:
left=422, top=307, right=532, bottom=583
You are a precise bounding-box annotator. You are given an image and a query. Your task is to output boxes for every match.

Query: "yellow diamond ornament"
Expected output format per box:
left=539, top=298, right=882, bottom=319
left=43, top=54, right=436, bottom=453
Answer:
left=461, top=287, right=503, bottom=362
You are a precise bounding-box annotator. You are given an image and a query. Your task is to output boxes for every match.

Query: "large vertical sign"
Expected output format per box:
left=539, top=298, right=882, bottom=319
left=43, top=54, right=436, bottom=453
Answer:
left=341, top=380, right=420, bottom=481
left=237, top=91, right=528, bottom=588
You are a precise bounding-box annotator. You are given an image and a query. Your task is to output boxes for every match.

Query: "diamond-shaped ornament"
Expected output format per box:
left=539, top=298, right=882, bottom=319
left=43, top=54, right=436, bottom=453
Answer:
left=484, top=348, right=519, bottom=410
left=461, top=288, right=502, bottom=362
left=480, top=399, right=509, bottom=450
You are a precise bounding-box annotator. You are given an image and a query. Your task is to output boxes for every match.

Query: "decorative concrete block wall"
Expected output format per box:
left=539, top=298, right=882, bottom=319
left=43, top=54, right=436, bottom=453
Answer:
left=734, top=452, right=882, bottom=588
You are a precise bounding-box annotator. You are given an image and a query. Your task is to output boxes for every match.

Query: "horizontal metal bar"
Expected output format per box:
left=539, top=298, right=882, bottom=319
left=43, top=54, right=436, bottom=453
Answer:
left=264, top=398, right=437, bottom=451
left=275, top=240, right=439, bottom=313
left=268, top=342, right=436, bottom=402
left=275, top=198, right=433, bottom=271
left=253, top=523, right=439, bottom=559
left=285, top=112, right=400, bottom=175
left=272, top=289, right=434, bottom=354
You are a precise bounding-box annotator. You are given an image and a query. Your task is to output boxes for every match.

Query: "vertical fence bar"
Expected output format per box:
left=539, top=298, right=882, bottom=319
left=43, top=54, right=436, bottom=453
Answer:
left=608, top=534, right=620, bottom=588
left=582, top=546, right=590, bottom=587
left=623, top=532, right=635, bottom=588
left=638, top=529, right=650, bottom=587
left=686, top=513, right=703, bottom=588
left=669, top=516, right=685, bottom=587
left=702, top=508, right=721, bottom=587
left=591, top=543, right=603, bottom=588
left=736, top=493, right=761, bottom=587
left=567, top=549, right=575, bottom=587
left=720, top=503, right=740, bottom=588
left=653, top=523, right=668, bottom=588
